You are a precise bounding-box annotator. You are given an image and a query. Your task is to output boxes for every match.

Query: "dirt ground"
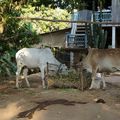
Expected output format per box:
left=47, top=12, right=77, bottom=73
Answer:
left=0, top=74, right=120, bottom=120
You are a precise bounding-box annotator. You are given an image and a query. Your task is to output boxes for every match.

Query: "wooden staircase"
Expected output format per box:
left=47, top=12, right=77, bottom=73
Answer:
left=70, top=23, right=90, bottom=48
left=66, top=10, right=92, bottom=48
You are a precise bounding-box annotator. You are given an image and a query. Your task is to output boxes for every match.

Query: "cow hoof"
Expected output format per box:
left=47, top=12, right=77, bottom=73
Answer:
left=89, top=87, right=93, bottom=90
left=27, top=85, right=30, bottom=88
left=14, top=86, right=19, bottom=89
left=44, top=86, right=48, bottom=89
left=102, top=87, right=106, bottom=90
left=15, top=85, right=19, bottom=89
left=42, top=86, right=46, bottom=89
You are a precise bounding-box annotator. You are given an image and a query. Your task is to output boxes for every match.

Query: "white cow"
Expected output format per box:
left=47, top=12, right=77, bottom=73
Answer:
left=15, top=48, right=68, bottom=88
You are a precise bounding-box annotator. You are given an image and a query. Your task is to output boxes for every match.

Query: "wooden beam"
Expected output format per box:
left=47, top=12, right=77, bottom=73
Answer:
left=10, top=17, right=120, bottom=25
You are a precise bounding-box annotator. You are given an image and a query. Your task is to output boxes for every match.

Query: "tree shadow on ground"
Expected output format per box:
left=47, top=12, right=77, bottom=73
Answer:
left=17, top=99, right=88, bottom=119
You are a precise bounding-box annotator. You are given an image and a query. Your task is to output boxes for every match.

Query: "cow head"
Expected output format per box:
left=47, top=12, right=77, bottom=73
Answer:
left=80, top=48, right=94, bottom=73
left=57, top=64, right=68, bottom=75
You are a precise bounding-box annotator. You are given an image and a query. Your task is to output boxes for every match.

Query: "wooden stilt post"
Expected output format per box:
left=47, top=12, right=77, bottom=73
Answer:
left=45, top=62, right=49, bottom=88
left=112, top=26, right=116, bottom=48
left=79, top=63, right=84, bottom=91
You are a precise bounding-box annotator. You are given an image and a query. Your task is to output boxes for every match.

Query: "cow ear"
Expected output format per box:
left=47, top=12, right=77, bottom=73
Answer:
left=88, top=46, right=92, bottom=52
left=88, top=46, right=91, bottom=49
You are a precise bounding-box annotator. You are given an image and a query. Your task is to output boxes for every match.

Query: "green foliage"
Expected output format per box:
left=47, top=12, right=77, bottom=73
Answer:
left=31, top=0, right=111, bottom=11
left=93, top=25, right=107, bottom=48
left=20, top=5, right=70, bottom=33
left=95, top=16, right=107, bottom=48
left=32, top=0, right=87, bottom=12
left=89, top=1, right=107, bottom=49
left=0, top=1, right=41, bottom=77
left=0, top=50, right=17, bottom=76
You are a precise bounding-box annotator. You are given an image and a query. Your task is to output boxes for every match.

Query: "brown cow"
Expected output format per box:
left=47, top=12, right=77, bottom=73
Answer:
left=82, top=48, right=120, bottom=89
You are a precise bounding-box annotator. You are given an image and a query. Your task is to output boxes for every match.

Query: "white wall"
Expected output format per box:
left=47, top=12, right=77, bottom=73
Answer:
left=112, top=0, right=120, bottom=22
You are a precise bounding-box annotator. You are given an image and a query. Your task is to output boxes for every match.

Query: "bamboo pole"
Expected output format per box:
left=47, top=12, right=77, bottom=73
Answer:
left=10, top=16, right=120, bottom=26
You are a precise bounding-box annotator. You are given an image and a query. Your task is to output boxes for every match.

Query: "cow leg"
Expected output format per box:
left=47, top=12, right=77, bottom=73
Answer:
left=40, top=66, right=46, bottom=88
left=89, top=67, right=98, bottom=89
left=16, top=67, right=22, bottom=88
left=23, top=68, right=30, bottom=87
left=89, top=72, right=96, bottom=89
left=101, top=73, right=106, bottom=89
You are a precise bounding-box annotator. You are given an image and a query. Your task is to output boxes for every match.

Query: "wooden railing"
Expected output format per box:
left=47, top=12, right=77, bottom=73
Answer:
left=94, top=11, right=112, bottom=22
left=71, top=10, right=112, bottom=22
